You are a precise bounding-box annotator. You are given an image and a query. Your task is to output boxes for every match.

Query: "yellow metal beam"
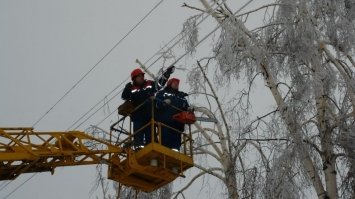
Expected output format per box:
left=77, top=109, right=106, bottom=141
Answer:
left=0, top=126, right=194, bottom=192
left=0, top=128, right=121, bottom=180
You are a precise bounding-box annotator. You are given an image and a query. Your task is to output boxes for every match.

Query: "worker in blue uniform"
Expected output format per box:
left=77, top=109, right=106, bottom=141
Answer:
left=155, top=78, right=189, bottom=151
left=122, top=66, right=174, bottom=149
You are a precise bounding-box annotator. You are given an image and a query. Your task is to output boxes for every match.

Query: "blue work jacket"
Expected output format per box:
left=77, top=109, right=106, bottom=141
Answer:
left=155, top=87, right=189, bottom=128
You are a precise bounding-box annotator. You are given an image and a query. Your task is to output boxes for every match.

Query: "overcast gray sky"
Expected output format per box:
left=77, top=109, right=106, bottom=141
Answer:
left=0, top=1, right=272, bottom=198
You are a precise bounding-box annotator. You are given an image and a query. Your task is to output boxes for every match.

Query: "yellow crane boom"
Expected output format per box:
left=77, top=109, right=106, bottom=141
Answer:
left=0, top=123, right=194, bottom=192
left=0, top=127, right=121, bottom=180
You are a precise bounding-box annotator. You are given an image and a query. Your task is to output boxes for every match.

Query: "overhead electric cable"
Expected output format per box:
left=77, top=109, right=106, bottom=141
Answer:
left=94, top=0, right=254, bottom=128
left=3, top=0, right=255, bottom=197
left=32, top=0, right=165, bottom=128
left=1, top=1, right=166, bottom=197
left=3, top=174, right=36, bottom=199
left=68, top=0, right=229, bottom=130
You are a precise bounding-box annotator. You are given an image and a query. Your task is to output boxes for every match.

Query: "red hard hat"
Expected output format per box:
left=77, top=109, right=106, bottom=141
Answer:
left=167, top=78, right=180, bottom=87
left=131, top=68, right=145, bottom=80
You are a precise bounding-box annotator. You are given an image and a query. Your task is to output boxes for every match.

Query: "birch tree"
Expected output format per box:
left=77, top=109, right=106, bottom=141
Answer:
left=180, top=0, right=355, bottom=198
left=91, top=1, right=355, bottom=198
left=172, top=59, right=272, bottom=199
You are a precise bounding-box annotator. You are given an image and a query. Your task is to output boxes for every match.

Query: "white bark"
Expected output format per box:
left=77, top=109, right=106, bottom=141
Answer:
left=260, top=62, right=327, bottom=198
left=198, top=0, right=328, bottom=198
left=182, top=1, right=355, bottom=198
left=313, top=57, right=338, bottom=199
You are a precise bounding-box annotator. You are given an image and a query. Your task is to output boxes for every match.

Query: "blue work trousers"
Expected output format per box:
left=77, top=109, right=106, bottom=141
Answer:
left=160, top=123, right=182, bottom=150
left=133, top=121, right=152, bottom=147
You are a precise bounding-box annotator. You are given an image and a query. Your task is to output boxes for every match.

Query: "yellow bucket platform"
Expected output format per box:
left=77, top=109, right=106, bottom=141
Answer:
left=108, top=142, right=193, bottom=192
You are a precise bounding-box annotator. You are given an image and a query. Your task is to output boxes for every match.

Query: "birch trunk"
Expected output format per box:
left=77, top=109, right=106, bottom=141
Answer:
left=225, top=162, right=239, bottom=199
left=198, top=1, right=328, bottom=197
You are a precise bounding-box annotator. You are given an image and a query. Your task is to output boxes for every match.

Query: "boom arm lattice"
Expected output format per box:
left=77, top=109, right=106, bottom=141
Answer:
left=0, top=122, right=194, bottom=193
left=0, top=128, right=121, bottom=180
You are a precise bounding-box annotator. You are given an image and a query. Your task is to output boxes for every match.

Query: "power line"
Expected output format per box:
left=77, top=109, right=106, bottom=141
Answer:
left=67, top=0, right=229, bottom=131
left=94, top=0, right=254, bottom=128
left=66, top=27, right=180, bottom=131
left=0, top=181, right=11, bottom=192
left=32, top=0, right=165, bottom=128
left=3, top=174, right=36, bottom=199
left=66, top=78, right=128, bottom=131
left=0, top=1, right=166, bottom=197
left=74, top=87, right=123, bottom=129
left=3, top=0, right=255, bottom=197
left=66, top=12, right=202, bottom=130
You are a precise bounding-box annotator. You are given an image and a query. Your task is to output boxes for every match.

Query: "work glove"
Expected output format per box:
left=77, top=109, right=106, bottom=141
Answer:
left=181, top=92, right=188, bottom=97
left=163, top=99, right=171, bottom=105
left=124, top=82, right=132, bottom=89
left=166, top=65, right=175, bottom=74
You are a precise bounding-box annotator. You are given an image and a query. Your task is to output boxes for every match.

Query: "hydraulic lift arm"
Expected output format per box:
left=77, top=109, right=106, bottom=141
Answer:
left=0, top=127, right=121, bottom=180
left=0, top=125, right=194, bottom=192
